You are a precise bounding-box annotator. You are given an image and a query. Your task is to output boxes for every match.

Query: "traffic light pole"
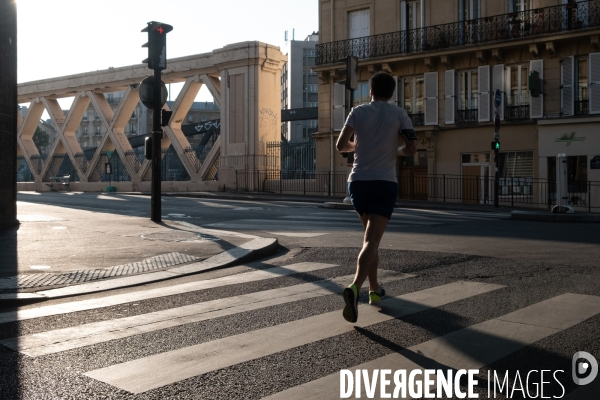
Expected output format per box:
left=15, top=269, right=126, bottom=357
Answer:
left=151, top=67, right=162, bottom=222
left=494, top=148, right=499, bottom=208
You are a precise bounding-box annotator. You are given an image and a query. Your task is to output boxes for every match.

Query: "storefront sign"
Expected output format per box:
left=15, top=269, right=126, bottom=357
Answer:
left=555, top=132, right=586, bottom=147
left=591, top=156, right=600, bottom=170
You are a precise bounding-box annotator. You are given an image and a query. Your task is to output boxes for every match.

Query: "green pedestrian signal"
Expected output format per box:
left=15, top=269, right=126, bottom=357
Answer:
left=491, top=141, right=501, bottom=151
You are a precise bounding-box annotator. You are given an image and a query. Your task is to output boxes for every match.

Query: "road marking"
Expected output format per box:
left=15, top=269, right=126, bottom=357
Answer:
left=0, top=262, right=339, bottom=324
left=0, top=271, right=414, bottom=357
left=264, top=293, right=600, bottom=399
left=83, top=281, right=504, bottom=394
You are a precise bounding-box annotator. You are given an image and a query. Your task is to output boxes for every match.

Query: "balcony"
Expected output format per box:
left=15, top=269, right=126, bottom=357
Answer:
left=575, top=99, right=589, bottom=115
left=408, top=113, right=425, bottom=127
left=506, top=104, right=530, bottom=121
left=456, top=109, right=478, bottom=124
left=316, top=0, right=600, bottom=65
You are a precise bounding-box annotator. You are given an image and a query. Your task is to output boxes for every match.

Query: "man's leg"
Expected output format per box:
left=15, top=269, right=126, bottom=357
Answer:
left=353, top=213, right=389, bottom=292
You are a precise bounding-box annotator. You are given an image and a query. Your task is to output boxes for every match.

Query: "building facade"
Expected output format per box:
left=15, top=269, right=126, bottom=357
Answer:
left=315, top=0, right=600, bottom=207
left=281, top=33, right=320, bottom=141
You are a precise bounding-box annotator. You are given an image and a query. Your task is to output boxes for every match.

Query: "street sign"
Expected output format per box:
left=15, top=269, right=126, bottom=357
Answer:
left=106, top=150, right=112, bottom=158
left=139, top=76, right=168, bottom=109
left=105, top=163, right=112, bottom=175
left=494, top=89, right=502, bottom=108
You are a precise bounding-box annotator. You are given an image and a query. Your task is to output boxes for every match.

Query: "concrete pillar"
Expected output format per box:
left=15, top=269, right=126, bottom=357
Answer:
left=216, top=42, right=286, bottom=189
left=0, top=0, right=18, bottom=229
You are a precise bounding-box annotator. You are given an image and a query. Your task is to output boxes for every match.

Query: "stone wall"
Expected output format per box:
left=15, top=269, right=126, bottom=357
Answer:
left=0, top=0, right=18, bottom=229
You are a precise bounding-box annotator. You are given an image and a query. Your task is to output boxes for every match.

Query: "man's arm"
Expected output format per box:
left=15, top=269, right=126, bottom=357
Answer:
left=398, top=131, right=417, bottom=157
left=336, top=125, right=356, bottom=152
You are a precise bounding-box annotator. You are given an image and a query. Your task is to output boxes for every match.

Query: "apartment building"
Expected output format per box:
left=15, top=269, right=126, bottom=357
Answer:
left=281, top=33, right=320, bottom=141
left=315, top=0, right=600, bottom=205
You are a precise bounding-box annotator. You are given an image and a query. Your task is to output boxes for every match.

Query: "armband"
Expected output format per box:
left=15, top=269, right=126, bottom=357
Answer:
left=400, top=129, right=417, bottom=141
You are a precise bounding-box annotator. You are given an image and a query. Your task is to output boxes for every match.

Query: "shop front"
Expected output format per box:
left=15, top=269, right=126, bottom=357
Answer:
left=538, top=117, right=600, bottom=210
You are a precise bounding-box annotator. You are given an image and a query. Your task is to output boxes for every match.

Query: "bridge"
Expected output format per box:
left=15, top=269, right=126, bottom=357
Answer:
left=16, top=41, right=286, bottom=192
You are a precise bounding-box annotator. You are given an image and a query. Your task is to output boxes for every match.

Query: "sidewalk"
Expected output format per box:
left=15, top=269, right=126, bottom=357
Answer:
left=0, top=201, right=277, bottom=302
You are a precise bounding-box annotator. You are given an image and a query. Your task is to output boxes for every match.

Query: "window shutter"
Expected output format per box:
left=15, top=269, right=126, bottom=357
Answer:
left=478, top=65, right=491, bottom=122
left=530, top=59, right=544, bottom=119
left=349, top=9, right=370, bottom=39
left=388, top=76, right=399, bottom=106
left=424, top=71, right=438, bottom=125
left=561, top=56, right=574, bottom=116
left=508, top=0, right=514, bottom=13
left=589, top=52, right=600, bottom=114
left=493, top=64, right=505, bottom=120
left=333, top=83, right=345, bottom=131
left=444, top=70, right=455, bottom=124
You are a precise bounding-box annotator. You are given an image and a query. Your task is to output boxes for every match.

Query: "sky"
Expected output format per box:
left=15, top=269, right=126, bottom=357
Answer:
left=16, top=0, right=318, bottom=106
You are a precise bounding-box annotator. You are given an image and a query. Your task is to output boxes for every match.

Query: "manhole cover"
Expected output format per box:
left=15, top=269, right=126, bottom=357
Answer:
left=141, top=231, right=219, bottom=242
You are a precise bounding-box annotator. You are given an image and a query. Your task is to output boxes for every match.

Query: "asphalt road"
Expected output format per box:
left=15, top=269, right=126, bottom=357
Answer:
left=0, top=192, right=598, bottom=399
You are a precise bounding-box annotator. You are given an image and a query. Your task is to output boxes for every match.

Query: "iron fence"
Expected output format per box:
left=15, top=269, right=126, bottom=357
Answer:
left=316, top=0, right=600, bottom=65
left=456, top=109, right=479, bottom=124
left=235, top=170, right=600, bottom=211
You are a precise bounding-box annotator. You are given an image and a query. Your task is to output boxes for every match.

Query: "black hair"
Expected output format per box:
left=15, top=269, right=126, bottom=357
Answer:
left=369, top=72, right=396, bottom=100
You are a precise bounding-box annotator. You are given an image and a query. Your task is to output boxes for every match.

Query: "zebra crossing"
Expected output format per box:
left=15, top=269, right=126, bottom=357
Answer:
left=205, top=209, right=511, bottom=232
left=0, top=261, right=597, bottom=399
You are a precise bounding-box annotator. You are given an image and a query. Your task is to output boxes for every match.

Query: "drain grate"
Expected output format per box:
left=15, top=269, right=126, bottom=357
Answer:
left=0, top=252, right=200, bottom=289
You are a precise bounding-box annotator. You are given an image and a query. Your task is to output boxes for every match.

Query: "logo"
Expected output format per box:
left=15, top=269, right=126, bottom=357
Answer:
left=572, top=351, right=598, bottom=385
left=555, top=132, right=585, bottom=147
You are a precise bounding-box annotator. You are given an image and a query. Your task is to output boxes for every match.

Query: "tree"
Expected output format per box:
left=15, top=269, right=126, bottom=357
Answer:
left=33, top=126, right=50, bottom=155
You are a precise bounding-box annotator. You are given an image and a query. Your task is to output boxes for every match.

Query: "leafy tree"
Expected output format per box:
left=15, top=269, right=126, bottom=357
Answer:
left=33, top=126, right=50, bottom=155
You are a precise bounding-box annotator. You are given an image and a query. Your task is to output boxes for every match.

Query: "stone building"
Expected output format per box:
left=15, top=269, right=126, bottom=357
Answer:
left=314, top=0, right=600, bottom=206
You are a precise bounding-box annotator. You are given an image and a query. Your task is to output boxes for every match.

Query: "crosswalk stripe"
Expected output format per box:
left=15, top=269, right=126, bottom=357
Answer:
left=0, top=271, right=415, bottom=357
left=0, top=262, right=338, bottom=324
left=83, top=281, right=505, bottom=394
left=264, top=293, right=600, bottom=399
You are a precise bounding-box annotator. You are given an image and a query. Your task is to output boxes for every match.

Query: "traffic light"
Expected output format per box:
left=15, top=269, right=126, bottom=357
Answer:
left=142, top=21, right=173, bottom=70
left=491, top=141, right=501, bottom=151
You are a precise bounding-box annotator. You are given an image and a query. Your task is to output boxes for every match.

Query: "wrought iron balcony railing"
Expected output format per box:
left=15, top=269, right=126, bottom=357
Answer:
left=575, top=99, right=589, bottom=115
left=456, top=109, right=478, bottom=124
left=408, top=113, right=425, bottom=127
left=316, top=0, right=600, bottom=65
left=506, top=104, right=530, bottom=121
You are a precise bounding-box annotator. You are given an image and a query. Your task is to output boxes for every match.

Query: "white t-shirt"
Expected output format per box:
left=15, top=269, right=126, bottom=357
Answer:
left=344, top=101, right=414, bottom=183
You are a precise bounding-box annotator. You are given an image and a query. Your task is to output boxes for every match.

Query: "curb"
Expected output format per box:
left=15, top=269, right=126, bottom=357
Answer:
left=511, top=210, right=600, bottom=222
left=0, top=237, right=278, bottom=303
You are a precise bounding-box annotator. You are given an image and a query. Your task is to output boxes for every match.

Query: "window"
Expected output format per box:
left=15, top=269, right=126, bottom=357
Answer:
left=507, top=65, right=529, bottom=106
left=353, top=82, right=371, bottom=106
left=455, top=70, right=478, bottom=123
left=459, top=0, right=480, bottom=21
left=83, top=111, right=88, bottom=121
left=187, top=114, right=194, bottom=123
left=201, top=115, right=208, bottom=121
left=95, top=125, right=101, bottom=134
left=498, top=151, right=534, bottom=196
left=130, top=123, right=136, bottom=134
left=95, top=112, right=100, bottom=120
left=401, top=76, right=424, bottom=126
left=458, top=70, right=478, bottom=110
left=82, top=126, right=88, bottom=135
left=577, top=58, right=588, bottom=115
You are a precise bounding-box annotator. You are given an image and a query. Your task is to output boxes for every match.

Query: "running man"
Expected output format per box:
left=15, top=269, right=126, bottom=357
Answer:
left=336, top=71, right=417, bottom=323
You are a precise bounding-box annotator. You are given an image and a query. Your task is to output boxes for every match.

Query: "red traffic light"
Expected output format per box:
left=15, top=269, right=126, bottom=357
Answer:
left=157, top=26, right=164, bottom=34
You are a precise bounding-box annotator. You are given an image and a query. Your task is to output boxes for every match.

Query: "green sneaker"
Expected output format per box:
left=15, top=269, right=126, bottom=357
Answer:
left=342, top=284, right=359, bottom=323
left=369, top=283, right=386, bottom=305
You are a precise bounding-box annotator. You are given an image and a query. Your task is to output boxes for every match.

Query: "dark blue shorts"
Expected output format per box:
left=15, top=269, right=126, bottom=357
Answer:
left=348, top=180, right=398, bottom=220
